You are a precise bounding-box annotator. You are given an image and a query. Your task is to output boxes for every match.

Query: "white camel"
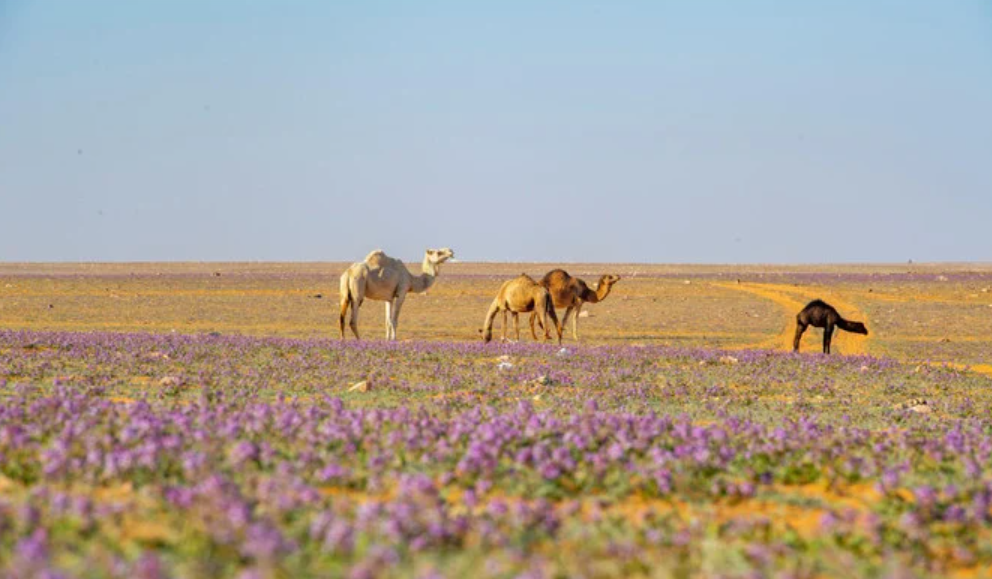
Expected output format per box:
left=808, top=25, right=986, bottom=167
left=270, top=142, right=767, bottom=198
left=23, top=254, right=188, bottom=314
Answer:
left=339, top=248, right=454, bottom=340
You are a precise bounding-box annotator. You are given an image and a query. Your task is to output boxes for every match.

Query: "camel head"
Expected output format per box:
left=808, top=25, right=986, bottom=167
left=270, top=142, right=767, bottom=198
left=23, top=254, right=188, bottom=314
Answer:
left=598, top=274, right=621, bottom=289
left=425, top=247, right=455, bottom=266
left=849, top=321, right=869, bottom=335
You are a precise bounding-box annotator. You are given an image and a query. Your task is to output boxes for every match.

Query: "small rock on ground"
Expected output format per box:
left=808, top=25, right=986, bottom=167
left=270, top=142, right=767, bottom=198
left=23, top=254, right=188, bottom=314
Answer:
left=893, top=398, right=931, bottom=413
left=348, top=380, right=370, bottom=393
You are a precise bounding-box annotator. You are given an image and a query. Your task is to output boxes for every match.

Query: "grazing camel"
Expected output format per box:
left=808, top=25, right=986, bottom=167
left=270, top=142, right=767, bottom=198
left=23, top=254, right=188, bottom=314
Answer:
left=482, top=274, right=562, bottom=344
left=793, top=299, right=868, bottom=354
left=339, top=248, right=454, bottom=340
left=528, top=270, right=621, bottom=341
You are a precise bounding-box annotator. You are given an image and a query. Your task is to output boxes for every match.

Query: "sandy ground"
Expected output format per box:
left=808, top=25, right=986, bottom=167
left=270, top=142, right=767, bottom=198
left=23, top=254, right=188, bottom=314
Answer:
left=1, top=261, right=990, bottom=369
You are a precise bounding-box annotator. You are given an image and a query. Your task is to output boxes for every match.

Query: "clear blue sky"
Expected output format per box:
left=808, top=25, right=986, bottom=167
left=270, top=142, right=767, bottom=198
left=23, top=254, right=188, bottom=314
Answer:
left=1, top=1, right=990, bottom=263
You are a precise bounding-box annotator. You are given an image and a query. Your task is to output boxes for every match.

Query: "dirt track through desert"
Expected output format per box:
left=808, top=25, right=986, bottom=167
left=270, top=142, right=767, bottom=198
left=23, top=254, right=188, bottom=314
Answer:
left=717, top=280, right=992, bottom=378
left=716, top=281, right=870, bottom=356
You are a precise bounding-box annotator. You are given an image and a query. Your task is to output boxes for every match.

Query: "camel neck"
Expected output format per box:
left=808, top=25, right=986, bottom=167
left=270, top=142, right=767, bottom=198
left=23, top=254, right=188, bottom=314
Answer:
left=836, top=317, right=857, bottom=331
left=410, top=258, right=438, bottom=293
left=584, top=281, right=612, bottom=303
left=593, top=281, right=613, bottom=302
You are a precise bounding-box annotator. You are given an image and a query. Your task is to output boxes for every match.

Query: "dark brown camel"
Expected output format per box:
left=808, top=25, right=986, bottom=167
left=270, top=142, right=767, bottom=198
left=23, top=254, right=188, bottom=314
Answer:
left=793, top=299, right=868, bottom=354
left=528, top=270, right=621, bottom=341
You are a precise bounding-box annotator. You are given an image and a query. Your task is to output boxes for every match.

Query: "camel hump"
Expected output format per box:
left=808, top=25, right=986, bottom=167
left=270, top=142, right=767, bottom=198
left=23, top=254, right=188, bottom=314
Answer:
left=803, top=299, right=832, bottom=311
left=364, top=249, right=386, bottom=262
left=364, top=249, right=401, bottom=270
left=540, top=269, right=570, bottom=286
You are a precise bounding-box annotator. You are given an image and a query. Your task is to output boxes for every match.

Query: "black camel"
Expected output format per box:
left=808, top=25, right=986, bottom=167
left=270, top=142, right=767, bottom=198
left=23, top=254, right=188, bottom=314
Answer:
left=793, top=299, right=868, bottom=354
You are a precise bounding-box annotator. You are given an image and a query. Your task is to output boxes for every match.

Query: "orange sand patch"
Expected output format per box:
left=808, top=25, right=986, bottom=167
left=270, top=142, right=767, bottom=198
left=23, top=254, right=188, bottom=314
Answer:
left=93, top=482, right=136, bottom=502
left=109, top=396, right=137, bottom=404
left=435, top=480, right=895, bottom=538
left=318, top=485, right=394, bottom=502
left=430, top=389, right=476, bottom=401
left=772, top=480, right=914, bottom=510
left=852, top=290, right=986, bottom=306
left=121, top=518, right=177, bottom=544
left=948, top=363, right=992, bottom=378
left=971, top=364, right=992, bottom=377
left=0, top=475, right=17, bottom=493
left=577, top=480, right=897, bottom=536
left=705, top=498, right=826, bottom=536
left=897, top=336, right=992, bottom=343
left=948, top=565, right=992, bottom=579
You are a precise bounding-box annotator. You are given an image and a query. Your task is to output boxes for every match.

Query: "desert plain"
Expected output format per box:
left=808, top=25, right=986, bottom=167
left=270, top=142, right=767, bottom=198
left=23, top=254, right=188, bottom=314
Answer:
left=1, top=261, right=992, bottom=578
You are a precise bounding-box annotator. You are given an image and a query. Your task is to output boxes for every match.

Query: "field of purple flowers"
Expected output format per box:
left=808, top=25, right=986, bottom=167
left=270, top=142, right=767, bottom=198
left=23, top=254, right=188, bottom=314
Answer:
left=2, top=329, right=992, bottom=578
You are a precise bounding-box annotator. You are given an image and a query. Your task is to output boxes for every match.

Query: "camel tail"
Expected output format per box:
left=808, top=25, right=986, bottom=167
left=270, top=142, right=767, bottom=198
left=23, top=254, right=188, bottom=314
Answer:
left=544, top=292, right=562, bottom=344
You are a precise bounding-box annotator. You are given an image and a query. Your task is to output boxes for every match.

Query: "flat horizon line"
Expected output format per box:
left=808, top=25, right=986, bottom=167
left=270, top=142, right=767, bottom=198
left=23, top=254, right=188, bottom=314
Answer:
left=1, top=260, right=991, bottom=267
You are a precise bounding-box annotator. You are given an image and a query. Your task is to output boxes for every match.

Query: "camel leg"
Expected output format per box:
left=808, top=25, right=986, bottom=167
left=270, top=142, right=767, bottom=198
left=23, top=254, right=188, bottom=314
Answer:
left=545, top=306, right=556, bottom=340
left=339, top=273, right=351, bottom=339
left=339, top=299, right=349, bottom=340
left=501, top=310, right=508, bottom=342
left=532, top=311, right=550, bottom=339
left=793, top=322, right=807, bottom=352
left=547, top=302, right=562, bottom=345
left=572, top=303, right=583, bottom=341
left=348, top=299, right=361, bottom=340
left=384, top=300, right=393, bottom=340
left=559, top=306, right=574, bottom=341
left=512, top=313, right=521, bottom=341
left=346, top=276, right=366, bottom=340
left=390, top=294, right=406, bottom=341
left=823, top=324, right=834, bottom=354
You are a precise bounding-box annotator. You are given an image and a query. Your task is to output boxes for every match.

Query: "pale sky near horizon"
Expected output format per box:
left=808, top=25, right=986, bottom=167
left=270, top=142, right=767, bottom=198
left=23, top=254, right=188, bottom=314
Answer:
left=1, top=1, right=990, bottom=264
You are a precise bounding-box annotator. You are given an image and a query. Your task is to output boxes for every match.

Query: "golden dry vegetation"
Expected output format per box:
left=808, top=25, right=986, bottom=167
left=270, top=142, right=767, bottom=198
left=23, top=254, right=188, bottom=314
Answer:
left=1, top=261, right=990, bottom=369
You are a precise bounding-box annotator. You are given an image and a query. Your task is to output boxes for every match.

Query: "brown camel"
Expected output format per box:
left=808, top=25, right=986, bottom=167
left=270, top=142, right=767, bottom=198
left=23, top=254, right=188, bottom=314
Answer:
left=528, top=270, right=621, bottom=341
left=482, top=274, right=562, bottom=344
left=793, top=299, right=868, bottom=354
left=339, top=248, right=454, bottom=340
